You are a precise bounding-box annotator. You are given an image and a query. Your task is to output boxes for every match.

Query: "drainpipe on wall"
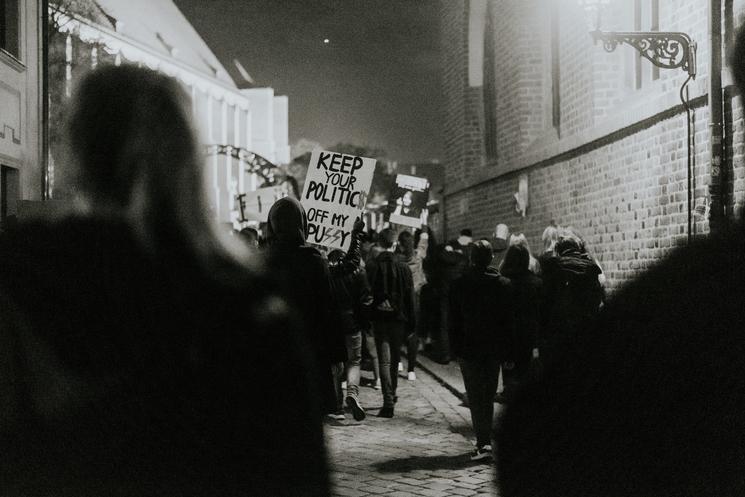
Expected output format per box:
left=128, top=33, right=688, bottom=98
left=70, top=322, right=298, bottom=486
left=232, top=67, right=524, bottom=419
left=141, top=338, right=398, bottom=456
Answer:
left=709, top=0, right=725, bottom=234
left=41, top=0, right=50, bottom=200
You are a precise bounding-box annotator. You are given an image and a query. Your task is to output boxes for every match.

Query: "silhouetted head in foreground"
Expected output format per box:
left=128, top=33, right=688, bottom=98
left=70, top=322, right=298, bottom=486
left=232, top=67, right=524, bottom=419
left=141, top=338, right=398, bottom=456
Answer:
left=65, top=64, right=248, bottom=273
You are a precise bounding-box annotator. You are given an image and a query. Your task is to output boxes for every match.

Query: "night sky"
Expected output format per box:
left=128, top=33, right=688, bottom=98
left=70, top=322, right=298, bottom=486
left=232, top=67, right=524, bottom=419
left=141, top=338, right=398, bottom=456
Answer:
left=174, top=0, right=443, bottom=163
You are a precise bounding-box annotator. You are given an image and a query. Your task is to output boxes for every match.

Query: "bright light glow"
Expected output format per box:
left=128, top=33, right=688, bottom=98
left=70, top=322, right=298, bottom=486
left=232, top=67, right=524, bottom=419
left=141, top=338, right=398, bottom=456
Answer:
left=578, top=0, right=610, bottom=31
left=323, top=38, right=330, bottom=44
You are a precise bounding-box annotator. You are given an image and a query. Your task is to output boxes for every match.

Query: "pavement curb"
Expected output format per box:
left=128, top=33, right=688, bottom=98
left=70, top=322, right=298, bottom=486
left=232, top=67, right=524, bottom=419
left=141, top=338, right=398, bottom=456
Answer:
left=415, top=356, right=466, bottom=402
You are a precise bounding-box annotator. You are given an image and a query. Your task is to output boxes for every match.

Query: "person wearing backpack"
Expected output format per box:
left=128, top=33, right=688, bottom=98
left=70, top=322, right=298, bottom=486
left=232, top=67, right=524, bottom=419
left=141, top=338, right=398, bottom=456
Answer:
left=366, top=228, right=416, bottom=418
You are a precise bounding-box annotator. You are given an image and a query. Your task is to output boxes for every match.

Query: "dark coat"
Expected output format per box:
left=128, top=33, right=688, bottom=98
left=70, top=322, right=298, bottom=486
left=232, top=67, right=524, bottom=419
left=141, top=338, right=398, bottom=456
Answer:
left=498, top=223, right=745, bottom=497
left=502, top=268, right=543, bottom=365
left=539, top=250, right=603, bottom=354
left=449, top=266, right=515, bottom=361
left=366, top=251, right=416, bottom=332
left=0, top=217, right=328, bottom=497
left=265, top=197, right=345, bottom=365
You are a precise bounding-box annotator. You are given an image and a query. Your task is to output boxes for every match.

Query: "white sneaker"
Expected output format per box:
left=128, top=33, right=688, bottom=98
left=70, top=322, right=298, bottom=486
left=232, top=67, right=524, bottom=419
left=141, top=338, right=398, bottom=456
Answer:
left=470, top=445, right=493, bottom=461
left=398, top=362, right=403, bottom=372
left=407, top=371, right=417, bottom=381
left=374, top=379, right=381, bottom=390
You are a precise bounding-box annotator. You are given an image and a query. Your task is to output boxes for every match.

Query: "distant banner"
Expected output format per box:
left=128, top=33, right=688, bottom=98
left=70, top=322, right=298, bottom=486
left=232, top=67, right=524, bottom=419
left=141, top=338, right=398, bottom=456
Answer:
left=300, top=150, right=375, bottom=251
left=241, top=185, right=288, bottom=222
left=389, top=174, right=429, bottom=229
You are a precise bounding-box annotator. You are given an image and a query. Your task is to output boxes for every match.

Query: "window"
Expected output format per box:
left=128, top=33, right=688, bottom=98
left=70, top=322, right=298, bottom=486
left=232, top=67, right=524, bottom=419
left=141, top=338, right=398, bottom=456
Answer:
left=550, top=1, right=561, bottom=136
left=634, top=0, right=660, bottom=89
left=0, top=0, right=19, bottom=58
left=483, top=1, right=497, bottom=160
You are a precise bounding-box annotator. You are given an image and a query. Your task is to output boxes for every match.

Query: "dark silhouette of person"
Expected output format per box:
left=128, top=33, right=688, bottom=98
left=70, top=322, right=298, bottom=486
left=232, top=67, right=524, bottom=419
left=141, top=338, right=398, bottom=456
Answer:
left=0, top=65, right=328, bottom=497
left=264, top=196, right=346, bottom=417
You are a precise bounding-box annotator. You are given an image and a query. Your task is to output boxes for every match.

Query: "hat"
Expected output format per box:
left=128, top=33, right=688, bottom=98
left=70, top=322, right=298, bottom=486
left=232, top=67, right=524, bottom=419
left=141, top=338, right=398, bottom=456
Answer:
left=493, top=223, right=509, bottom=252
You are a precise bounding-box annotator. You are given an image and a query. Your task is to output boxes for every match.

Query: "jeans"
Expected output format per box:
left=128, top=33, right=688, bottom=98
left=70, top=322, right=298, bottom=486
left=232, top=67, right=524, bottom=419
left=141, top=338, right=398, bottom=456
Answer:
left=345, top=332, right=362, bottom=399
left=437, top=286, right=451, bottom=360
left=374, top=320, right=404, bottom=408
left=363, top=327, right=380, bottom=381
left=460, top=358, right=501, bottom=448
left=331, top=362, right=345, bottom=412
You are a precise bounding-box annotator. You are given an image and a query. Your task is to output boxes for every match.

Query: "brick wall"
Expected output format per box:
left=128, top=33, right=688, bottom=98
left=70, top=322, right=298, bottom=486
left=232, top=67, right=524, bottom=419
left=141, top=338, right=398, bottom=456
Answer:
left=440, top=0, right=745, bottom=294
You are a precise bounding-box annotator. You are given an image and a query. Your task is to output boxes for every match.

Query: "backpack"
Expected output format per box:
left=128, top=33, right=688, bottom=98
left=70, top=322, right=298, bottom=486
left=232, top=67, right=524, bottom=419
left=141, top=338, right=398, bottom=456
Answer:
left=369, top=255, right=401, bottom=319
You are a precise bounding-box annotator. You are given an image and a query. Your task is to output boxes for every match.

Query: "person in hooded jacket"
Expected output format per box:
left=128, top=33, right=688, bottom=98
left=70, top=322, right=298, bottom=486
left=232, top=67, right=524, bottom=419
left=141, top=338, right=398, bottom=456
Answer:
left=0, top=66, right=328, bottom=497
left=265, top=196, right=345, bottom=417
left=449, top=240, right=515, bottom=461
left=539, top=232, right=603, bottom=368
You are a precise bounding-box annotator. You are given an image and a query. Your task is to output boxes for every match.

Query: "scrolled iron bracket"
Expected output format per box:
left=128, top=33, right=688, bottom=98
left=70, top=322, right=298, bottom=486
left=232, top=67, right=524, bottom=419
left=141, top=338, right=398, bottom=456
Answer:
left=591, top=30, right=697, bottom=78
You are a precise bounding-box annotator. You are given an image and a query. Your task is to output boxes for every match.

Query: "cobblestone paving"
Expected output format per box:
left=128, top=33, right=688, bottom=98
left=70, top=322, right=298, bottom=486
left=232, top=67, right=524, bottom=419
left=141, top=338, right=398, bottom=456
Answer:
left=325, top=368, right=501, bottom=497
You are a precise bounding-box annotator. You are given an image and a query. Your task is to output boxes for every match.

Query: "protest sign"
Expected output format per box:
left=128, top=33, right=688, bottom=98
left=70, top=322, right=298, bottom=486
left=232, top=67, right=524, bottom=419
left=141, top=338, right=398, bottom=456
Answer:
left=300, top=150, right=376, bottom=251
left=241, top=185, right=288, bottom=222
left=389, top=174, right=430, bottom=229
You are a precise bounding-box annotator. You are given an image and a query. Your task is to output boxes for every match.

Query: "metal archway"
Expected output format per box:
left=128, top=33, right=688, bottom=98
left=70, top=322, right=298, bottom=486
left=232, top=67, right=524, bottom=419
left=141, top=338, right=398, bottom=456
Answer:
left=205, top=144, right=279, bottom=182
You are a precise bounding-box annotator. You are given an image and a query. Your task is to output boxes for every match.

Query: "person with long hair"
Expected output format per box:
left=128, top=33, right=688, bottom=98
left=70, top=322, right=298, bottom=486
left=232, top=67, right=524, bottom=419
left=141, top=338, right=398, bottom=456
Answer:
left=0, top=65, right=328, bottom=496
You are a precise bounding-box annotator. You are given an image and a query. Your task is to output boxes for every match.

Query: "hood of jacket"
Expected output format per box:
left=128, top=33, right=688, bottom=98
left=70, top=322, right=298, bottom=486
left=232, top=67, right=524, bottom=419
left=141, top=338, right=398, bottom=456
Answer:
left=555, top=249, right=601, bottom=279
left=266, top=197, right=307, bottom=247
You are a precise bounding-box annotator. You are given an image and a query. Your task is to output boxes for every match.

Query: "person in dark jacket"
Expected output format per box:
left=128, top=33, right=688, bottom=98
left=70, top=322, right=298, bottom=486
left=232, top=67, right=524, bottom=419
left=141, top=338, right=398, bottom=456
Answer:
left=328, top=219, right=372, bottom=421
left=450, top=240, right=515, bottom=461
left=265, top=197, right=345, bottom=417
left=433, top=238, right=469, bottom=363
left=500, top=243, right=543, bottom=398
left=539, top=232, right=603, bottom=367
left=0, top=65, right=328, bottom=497
left=366, top=228, right=416, bottom=418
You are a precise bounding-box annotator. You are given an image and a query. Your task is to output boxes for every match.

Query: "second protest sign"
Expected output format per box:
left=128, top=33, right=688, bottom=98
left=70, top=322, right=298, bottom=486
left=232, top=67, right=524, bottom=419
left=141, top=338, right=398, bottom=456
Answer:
left=300, top=149, right=375, bottom=251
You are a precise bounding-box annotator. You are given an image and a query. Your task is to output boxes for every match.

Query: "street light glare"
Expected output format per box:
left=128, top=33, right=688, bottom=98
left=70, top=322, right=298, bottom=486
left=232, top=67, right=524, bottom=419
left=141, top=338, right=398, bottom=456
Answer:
left=323, top=38, right=330, bottom=44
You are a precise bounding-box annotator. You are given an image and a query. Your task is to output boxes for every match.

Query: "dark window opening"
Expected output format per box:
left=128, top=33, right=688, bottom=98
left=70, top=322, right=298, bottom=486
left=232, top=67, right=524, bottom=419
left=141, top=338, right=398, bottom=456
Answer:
left=0, top=0, right=19, bottom=58
left=483, top=1, right=497, bottom=161
left=551, top=2, right=561, bottom=136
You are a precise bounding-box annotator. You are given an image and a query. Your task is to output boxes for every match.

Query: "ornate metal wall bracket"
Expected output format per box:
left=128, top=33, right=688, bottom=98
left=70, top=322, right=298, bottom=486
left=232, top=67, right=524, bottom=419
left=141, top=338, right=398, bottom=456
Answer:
left=205, top=144, right=279, bottom=181
left=591, top=30, right=697, bottom=78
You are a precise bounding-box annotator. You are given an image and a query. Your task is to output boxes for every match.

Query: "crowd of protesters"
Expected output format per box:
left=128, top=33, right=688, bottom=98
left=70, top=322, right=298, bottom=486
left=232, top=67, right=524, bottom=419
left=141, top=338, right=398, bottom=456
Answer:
left=1, top=37, right=745, bottom=496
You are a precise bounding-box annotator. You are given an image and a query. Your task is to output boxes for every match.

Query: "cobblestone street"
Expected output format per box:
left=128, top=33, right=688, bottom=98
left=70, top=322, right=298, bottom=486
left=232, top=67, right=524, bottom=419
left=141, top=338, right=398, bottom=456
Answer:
left=325, top=367, right=501, bottom=497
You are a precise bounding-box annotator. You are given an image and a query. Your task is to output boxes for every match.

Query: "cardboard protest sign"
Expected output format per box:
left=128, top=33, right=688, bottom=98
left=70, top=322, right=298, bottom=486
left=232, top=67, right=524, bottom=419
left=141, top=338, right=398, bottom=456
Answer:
left=240, top=185, right=288, bottom=222
left=389, top=174, right=430, bottom=229
left=300, top=150, right=375, bottom=251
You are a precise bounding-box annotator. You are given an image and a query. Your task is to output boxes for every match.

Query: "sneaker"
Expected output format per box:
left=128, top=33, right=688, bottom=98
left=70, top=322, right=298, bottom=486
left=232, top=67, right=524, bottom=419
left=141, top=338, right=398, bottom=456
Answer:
left=377, top=406, right=394, bottom=418
left=470, top=445, right=493, bottom=461
left=346, top=396, right=366, bottom=421
left=341, top=381, right=347, bottom=390
left=407, top=371, right=417, bottom=381
left=332, top=410, right=345, bottom=421
left=398, top=362, right=404, bottom=372
left=374, top=379, right=381, bottom=390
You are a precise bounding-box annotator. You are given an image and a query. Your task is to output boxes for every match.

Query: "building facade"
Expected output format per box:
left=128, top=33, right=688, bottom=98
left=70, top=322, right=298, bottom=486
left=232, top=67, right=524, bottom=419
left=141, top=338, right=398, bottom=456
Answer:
left=48, top=0, right=290, bottom=225
left=440, top=0, right=745, bottom=293
left=0, top=0, right=44, bottom=225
